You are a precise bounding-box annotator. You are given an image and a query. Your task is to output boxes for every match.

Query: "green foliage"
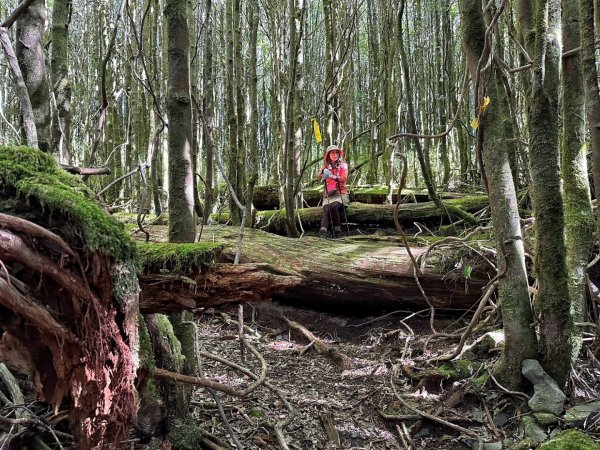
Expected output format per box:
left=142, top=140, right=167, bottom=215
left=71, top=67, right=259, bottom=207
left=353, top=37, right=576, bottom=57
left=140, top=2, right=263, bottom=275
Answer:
left=539, top=430, right=600, bottom=450
left=136, top=242, right=223, bottom=274
left=154, top=314, right=185, bottom=369
left=0, top=146, right=136, bottom=262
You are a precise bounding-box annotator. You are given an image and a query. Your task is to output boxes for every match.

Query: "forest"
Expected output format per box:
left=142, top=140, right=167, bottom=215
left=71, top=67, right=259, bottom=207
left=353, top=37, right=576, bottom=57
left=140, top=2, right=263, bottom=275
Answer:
left=1, top=0, right=600, bottom=448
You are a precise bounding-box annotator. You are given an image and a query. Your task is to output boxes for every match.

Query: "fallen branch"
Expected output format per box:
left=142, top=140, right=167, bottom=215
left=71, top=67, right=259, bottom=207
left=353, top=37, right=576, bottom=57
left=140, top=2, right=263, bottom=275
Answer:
left=283, top=317, right=352, bottom=369
left=153, top=339, right=267, bottom=398
left=389, top=368, right=483, bottom=448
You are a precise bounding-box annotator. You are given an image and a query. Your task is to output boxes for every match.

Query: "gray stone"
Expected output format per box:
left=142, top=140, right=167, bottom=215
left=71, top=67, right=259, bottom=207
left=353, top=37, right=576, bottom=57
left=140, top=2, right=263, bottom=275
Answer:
left=471, top=441, right=503, bottom=450
left=522, top=359, right=566, bottom=415
left=564, top=401, right=600, bottom=427
left=521, top=416, right=548, bottom=442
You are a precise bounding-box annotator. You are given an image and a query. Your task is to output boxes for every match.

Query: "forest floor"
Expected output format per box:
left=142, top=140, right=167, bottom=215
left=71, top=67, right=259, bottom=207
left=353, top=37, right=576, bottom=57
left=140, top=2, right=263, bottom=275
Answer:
left=185, top=302, right=600, bottom=450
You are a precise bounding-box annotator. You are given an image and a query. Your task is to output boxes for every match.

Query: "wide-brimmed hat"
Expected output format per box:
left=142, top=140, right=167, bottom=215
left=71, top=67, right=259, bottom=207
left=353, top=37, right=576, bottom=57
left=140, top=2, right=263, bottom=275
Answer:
left=323, top=144, right=344, bottom=161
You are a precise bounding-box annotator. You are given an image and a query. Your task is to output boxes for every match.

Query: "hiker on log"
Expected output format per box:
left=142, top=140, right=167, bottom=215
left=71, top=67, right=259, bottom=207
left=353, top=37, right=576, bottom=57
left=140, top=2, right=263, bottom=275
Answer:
left=318, top=144, right=349, bottom=238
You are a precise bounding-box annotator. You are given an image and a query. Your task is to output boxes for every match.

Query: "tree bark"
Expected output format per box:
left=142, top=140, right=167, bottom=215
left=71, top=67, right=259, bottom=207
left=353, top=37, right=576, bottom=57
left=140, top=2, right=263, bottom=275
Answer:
left=166, top=0, right=195, bottom=243
left=562, top=0, right=594, bottom=362
left=16, top=0, right=51, bottom=153
left=460, top=0, right=537, bottom=388
left=50, top=0, right=72, bottom=163
left=524, top=0, right=572, bottom=386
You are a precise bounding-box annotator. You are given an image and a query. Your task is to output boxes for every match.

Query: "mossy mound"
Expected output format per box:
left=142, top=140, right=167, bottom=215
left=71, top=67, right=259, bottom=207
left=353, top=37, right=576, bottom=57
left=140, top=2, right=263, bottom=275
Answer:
left=539, top=429, right=600, bottom=450
left=137, top=242, right=223, bottom=274
left=0, top=145, right=135, bottom=262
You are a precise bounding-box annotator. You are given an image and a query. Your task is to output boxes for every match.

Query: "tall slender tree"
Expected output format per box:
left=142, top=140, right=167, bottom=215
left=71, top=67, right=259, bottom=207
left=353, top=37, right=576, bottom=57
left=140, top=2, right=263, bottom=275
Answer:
left=50, top=0, right=72, bottom=163
left=522, top=0, right=572, bottom=386
left=166, top=0, right=195, bottom=242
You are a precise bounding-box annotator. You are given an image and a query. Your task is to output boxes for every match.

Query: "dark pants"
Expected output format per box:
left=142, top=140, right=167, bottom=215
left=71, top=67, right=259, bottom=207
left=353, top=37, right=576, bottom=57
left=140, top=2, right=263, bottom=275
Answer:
left=321, top=201, right=343, bottom=230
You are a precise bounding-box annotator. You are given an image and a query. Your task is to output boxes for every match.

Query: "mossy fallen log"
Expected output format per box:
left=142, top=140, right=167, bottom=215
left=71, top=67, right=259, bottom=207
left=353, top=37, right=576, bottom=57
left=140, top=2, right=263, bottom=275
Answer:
left=253, top=184, right=473, bottom=210
left=251, top=195, right=488, bottom=234
left=136, top=241, right=302, bottom=313
left=139, top=225, right=487, bottom=312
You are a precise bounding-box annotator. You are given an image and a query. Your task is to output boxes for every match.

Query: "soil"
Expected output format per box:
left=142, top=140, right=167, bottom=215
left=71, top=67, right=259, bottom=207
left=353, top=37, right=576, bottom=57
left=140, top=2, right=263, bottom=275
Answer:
left=188, top=302, right=527, bottom=450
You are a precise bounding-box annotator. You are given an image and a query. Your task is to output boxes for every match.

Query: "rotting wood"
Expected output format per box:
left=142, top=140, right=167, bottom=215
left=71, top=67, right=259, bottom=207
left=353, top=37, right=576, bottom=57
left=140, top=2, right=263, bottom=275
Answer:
left=139, top=263, right=302, bottom=314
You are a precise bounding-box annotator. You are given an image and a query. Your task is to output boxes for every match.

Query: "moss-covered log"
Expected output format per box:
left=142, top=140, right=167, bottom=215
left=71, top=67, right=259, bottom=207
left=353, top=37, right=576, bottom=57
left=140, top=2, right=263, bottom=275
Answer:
left=252, top=184, right=473, bottom=210
left=138, top=225, right=486, bottom=312
left=250, top=195, right=488, bottom=234
left=0, top=146, right=138, bottom=449
left=136, top=241, right=302, bottom=313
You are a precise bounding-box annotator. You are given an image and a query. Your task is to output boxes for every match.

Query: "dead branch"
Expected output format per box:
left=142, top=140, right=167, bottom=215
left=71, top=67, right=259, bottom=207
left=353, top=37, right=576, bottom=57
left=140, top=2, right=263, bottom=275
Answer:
left=87, top=0, right=126, bottom=171
left=0, top=27, right=37, bottom=148
left=198, top=349, right=295, bottom=449
left=154, top=339, right=267, bottom=398
left=0, top=0, right=36, bottom=28
left=436, top=282, right=498, bottom=361
left=283, top=317, right=352, bottom=369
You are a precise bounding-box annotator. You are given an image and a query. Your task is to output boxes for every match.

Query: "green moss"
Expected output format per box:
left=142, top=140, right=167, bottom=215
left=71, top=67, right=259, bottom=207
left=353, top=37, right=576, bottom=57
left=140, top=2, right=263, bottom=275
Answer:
left=0, top=146, right=135, bottom=261
left=539, top=430, right=600, bottom=450
left=136, top=242, right=223, bottom=273
left=472, top=373, right=489, bottom=386
left=168, top=416, right=205, bottom=450
left=437, top=360, right=478, bottom=380
left=154, top=314, right=185, bottom=369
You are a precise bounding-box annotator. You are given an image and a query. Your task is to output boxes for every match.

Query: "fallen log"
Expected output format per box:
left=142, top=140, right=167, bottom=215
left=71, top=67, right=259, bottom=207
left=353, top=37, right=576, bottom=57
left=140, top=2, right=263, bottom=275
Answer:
left=138, top=225, right=488, bottom=313
left=139, top=263, right=302, bottom=314
left=252, top=195, right=488, bottom=234
left=253, top=184, right=474, bottom=210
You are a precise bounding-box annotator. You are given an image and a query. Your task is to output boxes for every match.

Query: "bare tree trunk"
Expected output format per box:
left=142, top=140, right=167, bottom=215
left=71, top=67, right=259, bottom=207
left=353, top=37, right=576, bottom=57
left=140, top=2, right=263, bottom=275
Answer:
left=523, top=0, right=572, bottom=386
left=562, top=0, right=594, bottom=362
left=166, top=0, right=195, bottom=243
left=50, top=0, right=72, bottom=163
left=202, top=0, right=215, bottom=224
left=283, top=0, right=304, bottom=237
left=581, top=0, right=600, bottom=215
left=460, top=0, right=537, bottom=388
left=245, top=0, right=259, bottom=224
left=16, top=0, right=51, bottom=153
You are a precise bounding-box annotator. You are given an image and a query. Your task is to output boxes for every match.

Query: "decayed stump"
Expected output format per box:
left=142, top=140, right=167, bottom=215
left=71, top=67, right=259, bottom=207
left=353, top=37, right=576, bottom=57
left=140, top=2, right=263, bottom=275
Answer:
left=0, top=146, right=139, bottom=449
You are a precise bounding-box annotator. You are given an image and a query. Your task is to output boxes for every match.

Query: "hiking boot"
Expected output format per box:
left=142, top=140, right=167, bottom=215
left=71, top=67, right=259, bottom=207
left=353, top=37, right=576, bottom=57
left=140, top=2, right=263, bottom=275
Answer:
left=319, top=228, right=328, bottom=238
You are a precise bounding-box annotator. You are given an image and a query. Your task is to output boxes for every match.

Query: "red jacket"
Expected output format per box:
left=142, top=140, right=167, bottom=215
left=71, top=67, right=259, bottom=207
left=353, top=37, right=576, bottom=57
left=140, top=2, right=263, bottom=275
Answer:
left=320, top=161, right=349, bottom=194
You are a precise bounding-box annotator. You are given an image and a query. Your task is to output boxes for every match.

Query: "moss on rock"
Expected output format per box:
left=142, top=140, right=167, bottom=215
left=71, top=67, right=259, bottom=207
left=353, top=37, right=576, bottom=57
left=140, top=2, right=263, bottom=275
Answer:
left=539, top=430, right=600, bottom=450
left=0, top=145, right=135, bottom=261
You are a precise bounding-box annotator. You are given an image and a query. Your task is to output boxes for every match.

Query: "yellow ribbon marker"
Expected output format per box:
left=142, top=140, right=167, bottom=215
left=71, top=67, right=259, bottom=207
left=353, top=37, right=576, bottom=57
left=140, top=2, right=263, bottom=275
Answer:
left=470, top=97, right=491, bottom=129
left=311, top=117, right=322, bottom=144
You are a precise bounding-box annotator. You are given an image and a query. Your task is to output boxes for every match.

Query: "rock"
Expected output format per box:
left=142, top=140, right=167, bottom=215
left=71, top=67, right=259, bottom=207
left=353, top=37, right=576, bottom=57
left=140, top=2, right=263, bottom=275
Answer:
left=521, top=416, right=548, bottom=442
left=563, top=401, right=600, bottom=427
left=522, top=359, right=566, bottom=415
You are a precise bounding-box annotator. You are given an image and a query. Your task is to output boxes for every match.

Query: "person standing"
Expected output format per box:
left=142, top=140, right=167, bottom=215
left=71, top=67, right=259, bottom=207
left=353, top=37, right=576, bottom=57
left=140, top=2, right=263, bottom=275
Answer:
left=318, top=144, right=349, bottom=237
